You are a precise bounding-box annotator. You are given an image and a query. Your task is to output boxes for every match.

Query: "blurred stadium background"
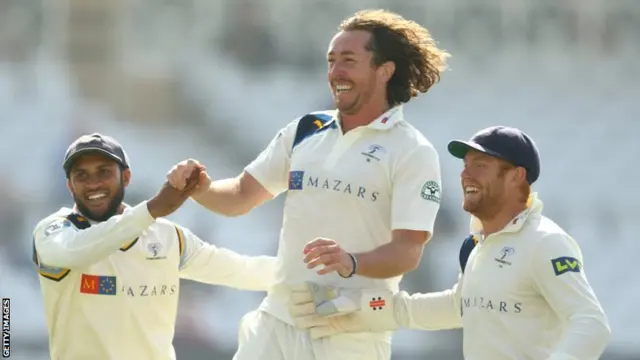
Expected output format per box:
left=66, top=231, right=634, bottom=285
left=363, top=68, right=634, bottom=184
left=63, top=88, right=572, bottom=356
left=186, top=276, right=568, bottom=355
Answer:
left=0, top=0, right=638, bottom=359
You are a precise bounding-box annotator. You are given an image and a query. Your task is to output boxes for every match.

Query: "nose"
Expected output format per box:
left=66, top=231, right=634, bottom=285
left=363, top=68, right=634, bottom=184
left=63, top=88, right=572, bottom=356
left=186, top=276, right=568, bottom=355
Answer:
left=84, top=175, right=104, bottom=190
left=460, top=166, right=470, bottom=179
left=328, top=62, right=346, bottom=80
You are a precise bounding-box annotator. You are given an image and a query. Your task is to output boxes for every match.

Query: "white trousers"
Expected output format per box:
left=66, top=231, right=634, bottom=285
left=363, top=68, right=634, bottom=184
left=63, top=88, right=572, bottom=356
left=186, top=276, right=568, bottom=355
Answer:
left=233, top=309, right=392, bottom=360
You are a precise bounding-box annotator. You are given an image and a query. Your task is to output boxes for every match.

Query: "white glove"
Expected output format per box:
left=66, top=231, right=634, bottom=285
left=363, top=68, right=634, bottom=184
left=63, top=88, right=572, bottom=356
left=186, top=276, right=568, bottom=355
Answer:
left=289, top=282, right=401, bottom=339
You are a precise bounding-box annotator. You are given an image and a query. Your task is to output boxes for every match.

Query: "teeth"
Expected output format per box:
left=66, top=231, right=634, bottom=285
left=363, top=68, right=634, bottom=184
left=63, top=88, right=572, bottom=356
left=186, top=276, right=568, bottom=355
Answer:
left=464, top=186, right=479, bottom=194
left=335, top=84, right=352, bottom=93
left=88, top=193, right=107, bottom=200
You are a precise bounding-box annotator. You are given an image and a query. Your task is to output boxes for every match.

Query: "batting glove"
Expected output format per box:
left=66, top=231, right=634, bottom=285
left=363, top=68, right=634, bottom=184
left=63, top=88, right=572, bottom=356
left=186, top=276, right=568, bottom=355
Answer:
left=289, top=282, right=401, bottom=339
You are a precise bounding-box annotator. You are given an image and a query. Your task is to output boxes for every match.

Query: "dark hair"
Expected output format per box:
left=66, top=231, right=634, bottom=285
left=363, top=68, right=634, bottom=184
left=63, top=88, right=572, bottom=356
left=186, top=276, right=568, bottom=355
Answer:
left=339, top=9, right=450, bottom=107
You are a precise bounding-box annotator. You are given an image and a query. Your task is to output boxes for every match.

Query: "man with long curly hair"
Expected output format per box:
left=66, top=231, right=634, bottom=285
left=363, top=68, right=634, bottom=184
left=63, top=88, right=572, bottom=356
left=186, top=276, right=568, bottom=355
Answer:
left=166, top=9, right=450, bottom=359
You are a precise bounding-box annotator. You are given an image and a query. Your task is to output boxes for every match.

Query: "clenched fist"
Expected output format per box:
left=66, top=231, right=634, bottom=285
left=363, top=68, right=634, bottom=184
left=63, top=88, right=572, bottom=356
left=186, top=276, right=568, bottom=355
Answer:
left=166, top=158, right=211, bottom=196
left=147, top=166, right=202, bottom=218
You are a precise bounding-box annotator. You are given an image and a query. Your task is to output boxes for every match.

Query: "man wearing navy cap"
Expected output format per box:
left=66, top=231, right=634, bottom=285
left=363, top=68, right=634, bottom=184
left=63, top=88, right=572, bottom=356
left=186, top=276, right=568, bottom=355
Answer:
left=33, top=133, right=279, bottom=360
left=290, top=126, right=611, bottom=360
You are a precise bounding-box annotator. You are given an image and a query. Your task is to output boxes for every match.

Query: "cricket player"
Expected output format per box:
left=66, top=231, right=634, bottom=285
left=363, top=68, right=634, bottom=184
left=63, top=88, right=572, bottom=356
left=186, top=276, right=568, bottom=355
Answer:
left=166, top=9, right=449, bottom=360
left=33, top=133, right=278, bottom=360
left=291, top=126, right=612, bottom=360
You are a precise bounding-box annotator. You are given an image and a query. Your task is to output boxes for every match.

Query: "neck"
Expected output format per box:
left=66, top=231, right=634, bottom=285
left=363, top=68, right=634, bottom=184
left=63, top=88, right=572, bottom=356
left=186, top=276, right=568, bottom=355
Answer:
left=339, top=99, right=390, bottom=133
left=480, top=201, right=528, bottom=237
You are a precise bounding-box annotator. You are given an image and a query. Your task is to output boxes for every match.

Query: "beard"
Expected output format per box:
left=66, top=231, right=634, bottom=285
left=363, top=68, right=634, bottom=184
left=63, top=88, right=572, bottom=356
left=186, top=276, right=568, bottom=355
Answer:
left=73, top=180, right=125, bottom=222
left=335, top=92, right=361, bottom=114
left=463, top=189, right=503, bottom=220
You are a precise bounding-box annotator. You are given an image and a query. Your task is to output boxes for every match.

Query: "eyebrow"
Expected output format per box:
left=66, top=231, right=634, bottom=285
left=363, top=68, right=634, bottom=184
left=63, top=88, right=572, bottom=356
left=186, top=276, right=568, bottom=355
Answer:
left=327, top=50, right=357, bottom=56
left=73, top=164, right=113, bottom=173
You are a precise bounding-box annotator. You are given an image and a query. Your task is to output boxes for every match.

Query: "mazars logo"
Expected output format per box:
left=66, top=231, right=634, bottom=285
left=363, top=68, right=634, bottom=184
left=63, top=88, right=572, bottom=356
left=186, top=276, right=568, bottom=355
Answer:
left=461, top=296, right=522, bottom=315
left=288, top=171, right=380, bottom=202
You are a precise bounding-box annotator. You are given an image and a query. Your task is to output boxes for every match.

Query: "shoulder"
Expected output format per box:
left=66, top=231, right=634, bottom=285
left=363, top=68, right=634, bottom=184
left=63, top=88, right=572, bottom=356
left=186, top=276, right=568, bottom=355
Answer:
left=152, top=218, right=184, bottom=237
left=391, top=130, right=439, bottom=172
left=391, top=123, right=438, bottom=158
left=307, top=109, right=337, bottom=121
left=527, top=215, right=573, bottom=244
left=283, top=110, right=336, bottom=130
left=290, top=110, right=337, bottom=149
left=151, top=219, right=192, bottom=258
left=459, top=234, right=480, bottom=273
left=152, top=218, right=193, bottom=245
left=526, top=215, right=582, bottom=262
left=33, top=207, right=76, bottom=237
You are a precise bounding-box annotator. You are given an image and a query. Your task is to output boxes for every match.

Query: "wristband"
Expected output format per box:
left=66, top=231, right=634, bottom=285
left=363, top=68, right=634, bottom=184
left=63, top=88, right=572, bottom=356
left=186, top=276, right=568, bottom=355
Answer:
left=339, top=253, right=358, bottom=278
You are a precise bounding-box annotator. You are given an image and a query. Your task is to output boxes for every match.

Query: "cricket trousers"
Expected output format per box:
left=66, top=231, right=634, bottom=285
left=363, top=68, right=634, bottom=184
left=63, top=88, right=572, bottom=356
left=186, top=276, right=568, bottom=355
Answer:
left=232, top=309, right=391, bottom=360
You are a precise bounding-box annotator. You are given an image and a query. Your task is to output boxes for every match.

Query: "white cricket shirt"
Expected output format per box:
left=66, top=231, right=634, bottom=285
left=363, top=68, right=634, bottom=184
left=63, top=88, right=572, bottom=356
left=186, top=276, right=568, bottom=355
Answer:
left=245, top=106, right=442, bottom=326
left=395, top=193, right=611, bottom=360
left=33, top=202, right=277, bottom=360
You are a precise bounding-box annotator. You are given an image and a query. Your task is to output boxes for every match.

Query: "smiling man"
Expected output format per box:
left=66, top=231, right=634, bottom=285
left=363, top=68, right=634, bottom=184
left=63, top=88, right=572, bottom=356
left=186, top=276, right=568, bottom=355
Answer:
left=165, top=9, right=450, bottom=360
left=291, top=126, right=611, bottom=360
left=33, top=133, right=278, bottom=360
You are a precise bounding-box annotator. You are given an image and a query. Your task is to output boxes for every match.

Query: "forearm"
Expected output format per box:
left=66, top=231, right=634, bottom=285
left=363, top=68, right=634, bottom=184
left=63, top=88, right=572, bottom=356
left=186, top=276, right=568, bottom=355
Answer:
left=549, top=315, right=611, bottom=360
left=182, top=247, right=278, bottom=291
left=223, top=254, right=278, bottom=291
left=353, top=240, right=423, bottom=278
left=36, top=202, right=154, bottom=268
left=394, top=288, right=463, bottom=330
left=192, top=178, right=253, bottom=217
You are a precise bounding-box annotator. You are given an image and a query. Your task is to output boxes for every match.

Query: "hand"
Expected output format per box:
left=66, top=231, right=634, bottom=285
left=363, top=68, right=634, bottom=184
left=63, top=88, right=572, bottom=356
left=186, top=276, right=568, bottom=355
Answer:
left=289, top=282, right=398, bottom=339
left=166, top=159, right=211, bottom=196
left=147, top=167, right=201, bottom=218
left=303, top=238, right=355, bottom=277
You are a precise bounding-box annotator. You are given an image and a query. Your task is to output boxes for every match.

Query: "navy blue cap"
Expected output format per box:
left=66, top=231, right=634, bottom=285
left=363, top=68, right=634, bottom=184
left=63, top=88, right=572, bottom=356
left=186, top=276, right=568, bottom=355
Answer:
left=63, top=133, right=130, bottom=177
left=447, top=126, right=540, bottom=184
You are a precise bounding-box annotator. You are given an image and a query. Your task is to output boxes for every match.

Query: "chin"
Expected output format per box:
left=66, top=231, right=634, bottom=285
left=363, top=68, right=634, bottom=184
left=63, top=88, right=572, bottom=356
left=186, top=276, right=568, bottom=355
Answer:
left=462, top=202, right=479, bottom=215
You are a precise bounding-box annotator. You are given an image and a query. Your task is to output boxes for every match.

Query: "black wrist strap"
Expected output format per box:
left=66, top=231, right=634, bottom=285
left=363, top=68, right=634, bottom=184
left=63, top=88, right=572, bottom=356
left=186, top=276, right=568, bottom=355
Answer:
left=339, top=253, right=358, bottom=278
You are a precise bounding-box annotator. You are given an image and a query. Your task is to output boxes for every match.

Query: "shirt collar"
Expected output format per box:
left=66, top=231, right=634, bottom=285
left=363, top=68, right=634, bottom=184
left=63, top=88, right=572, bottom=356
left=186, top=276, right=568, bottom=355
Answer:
left=329, top=105, right=405, bottom=131
left=469, top=192, right=543, bottom=242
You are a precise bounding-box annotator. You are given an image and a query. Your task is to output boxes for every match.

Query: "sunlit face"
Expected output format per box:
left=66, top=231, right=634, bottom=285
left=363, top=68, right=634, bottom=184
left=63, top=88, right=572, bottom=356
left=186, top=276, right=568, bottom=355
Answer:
left=460, top=150, right=520, bottom=220
left=66, top=153, right=130, bottom=222
left=327, top=30, right=382, bottom=115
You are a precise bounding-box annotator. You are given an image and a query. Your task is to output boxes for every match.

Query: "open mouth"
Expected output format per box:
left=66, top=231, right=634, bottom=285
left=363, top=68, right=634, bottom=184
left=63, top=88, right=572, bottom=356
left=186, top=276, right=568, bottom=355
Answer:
left=85, top=191, right=109, bottom=202
left=335, top=83, right=353, bottom=94
left=464, top=186, right=480, bottom=195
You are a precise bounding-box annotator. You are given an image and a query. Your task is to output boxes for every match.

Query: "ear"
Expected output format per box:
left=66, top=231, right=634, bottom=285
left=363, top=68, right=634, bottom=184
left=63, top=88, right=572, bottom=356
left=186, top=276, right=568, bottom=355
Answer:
left=512, top=167, right=527, bottom=184
left=66, top=179, right=73, bottom=194
left=378, top=61, right=395, bottom=83
left=122, top=168, right=132, bottom=187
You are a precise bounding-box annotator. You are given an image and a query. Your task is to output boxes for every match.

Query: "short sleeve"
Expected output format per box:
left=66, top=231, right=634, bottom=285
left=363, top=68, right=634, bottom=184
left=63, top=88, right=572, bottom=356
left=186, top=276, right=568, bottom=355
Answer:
left=391, top=143, right=442, bottom=232
left=244, top=119, right=298, bottom=197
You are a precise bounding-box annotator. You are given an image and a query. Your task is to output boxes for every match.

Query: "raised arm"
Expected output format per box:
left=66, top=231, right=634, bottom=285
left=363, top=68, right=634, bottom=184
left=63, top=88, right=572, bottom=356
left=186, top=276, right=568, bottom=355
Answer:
left=167, top=120, right=299, bottom=217
left=34, top=202, right=155, bottom=269
left=34, top=178, right=197, bottom=269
